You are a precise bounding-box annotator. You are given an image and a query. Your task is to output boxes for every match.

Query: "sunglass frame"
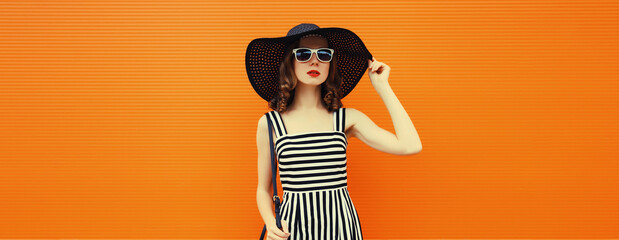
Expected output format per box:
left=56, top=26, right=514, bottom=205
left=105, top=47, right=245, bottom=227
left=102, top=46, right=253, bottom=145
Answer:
left=292, top=48, right=334, bottom=62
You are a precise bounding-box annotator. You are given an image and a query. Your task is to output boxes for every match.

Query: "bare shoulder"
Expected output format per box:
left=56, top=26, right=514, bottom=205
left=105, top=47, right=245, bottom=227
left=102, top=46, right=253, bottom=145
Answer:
left=344, top=107, right=365, bottom=125
left=257, top=113, right=268, bottom=135
left=257, top=112, right=277, bottom=140
left=258, top=113, right=267, bottom=127
left=343, top=107, right=367, bottom=138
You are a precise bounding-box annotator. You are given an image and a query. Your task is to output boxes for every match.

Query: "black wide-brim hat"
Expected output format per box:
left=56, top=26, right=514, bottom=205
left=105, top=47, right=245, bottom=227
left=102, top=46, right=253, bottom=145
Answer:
left=245, top=23, right=373, bottom=102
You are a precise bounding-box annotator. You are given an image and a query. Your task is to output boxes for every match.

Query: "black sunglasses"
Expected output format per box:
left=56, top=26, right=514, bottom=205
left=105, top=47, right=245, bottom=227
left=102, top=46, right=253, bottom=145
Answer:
left=292, top=48, right=334, bottom=62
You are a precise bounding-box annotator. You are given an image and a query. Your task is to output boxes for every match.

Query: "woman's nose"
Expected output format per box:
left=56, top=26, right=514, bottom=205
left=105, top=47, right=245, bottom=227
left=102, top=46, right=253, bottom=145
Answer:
left=308, top=53, right=320, bottom=64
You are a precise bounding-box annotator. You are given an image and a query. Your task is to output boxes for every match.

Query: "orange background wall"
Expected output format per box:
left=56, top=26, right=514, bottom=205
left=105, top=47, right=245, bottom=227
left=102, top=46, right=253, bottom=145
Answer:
left=1, top=0, right=618, bottom=239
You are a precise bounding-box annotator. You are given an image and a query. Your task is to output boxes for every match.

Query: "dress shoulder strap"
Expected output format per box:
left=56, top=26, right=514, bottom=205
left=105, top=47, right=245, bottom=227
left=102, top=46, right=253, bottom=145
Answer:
left=333, top=107, right=346, bottom=133
left=266, top=110, right=288, bottom=138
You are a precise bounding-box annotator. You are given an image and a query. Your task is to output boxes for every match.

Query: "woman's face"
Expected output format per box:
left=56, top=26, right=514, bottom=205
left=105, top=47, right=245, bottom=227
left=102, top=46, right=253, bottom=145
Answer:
left=294, top=36, right=331, bottom=86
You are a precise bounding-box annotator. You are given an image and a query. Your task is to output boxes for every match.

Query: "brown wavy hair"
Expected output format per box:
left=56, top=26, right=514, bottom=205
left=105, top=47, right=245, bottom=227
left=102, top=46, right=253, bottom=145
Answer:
left=268, top=38, right=344, bottom=113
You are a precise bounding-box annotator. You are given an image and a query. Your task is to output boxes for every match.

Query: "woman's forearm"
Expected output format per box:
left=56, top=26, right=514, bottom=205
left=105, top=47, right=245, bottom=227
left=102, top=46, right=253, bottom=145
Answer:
left=256, top=188, right=277, bottom=227
left=375, top=82, right=422, bottom=152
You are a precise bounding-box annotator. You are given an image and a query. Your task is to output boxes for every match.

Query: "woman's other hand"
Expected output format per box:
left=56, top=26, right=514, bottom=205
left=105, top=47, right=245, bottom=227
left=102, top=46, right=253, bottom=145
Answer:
left=367, top=56, right=391, bottom=88
left=267, top=219, right=290, bottom=239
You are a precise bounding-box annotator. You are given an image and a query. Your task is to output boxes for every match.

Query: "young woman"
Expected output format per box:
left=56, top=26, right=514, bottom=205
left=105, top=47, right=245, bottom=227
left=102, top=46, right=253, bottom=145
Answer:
left=247, top=23, right=422, bottom=240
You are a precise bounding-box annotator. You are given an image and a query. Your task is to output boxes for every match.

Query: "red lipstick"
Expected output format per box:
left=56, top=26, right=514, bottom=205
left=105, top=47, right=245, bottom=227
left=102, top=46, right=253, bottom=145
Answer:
left=307, top=70, right=320, bottom=77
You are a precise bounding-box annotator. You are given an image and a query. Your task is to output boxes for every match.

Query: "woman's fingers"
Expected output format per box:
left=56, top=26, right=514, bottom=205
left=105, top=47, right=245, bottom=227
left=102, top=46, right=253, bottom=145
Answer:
left=282, top=219, right=289, bottom=234
left=368, top=60, right=376, bottom=72
left=267, top=221, right=290, bottom=239
left=368, top=57, right=382, bottom=73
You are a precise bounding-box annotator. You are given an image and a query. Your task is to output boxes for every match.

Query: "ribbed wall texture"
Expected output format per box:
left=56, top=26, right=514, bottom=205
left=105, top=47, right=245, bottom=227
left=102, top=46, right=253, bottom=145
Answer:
left=1, top=0, right=618, bottom=239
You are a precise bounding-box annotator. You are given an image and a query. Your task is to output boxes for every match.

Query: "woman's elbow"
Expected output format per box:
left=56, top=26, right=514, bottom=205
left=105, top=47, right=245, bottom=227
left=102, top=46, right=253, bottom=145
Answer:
left=404, top=145, right=422, bottom=155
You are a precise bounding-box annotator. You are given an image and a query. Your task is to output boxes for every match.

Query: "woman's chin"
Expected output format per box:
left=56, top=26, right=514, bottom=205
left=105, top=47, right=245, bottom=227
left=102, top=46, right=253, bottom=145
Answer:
left=298, top=77, right=326, bottom=85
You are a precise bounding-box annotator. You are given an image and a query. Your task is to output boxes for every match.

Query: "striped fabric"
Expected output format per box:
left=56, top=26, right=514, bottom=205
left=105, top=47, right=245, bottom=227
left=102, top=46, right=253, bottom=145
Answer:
left=266, top=107, right=363, bottom=239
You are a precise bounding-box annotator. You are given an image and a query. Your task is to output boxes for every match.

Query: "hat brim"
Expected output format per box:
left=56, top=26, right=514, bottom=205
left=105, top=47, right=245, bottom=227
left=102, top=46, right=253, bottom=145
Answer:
left=245, top=27, right=373, bottom=102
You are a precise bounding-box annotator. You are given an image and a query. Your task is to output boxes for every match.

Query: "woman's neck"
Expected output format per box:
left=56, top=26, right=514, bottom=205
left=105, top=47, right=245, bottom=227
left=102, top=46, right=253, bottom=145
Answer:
left=288, top=83, right=326, bottom=113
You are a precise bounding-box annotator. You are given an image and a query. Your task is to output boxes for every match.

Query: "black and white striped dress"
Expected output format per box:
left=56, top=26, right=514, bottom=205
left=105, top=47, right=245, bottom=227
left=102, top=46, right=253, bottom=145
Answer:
left=266, top=107, right=364, bottom=240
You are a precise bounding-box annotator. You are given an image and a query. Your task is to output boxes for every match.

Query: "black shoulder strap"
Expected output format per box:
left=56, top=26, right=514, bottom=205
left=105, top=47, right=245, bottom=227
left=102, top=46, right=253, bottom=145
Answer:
left=261, top=112, right=282, bottom=239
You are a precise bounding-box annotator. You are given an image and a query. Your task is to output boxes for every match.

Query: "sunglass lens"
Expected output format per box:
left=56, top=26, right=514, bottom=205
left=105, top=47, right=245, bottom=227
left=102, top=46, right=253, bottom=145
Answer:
left=317, top=50, right=332, bottom=62
left=296, top=49, right=312, bottom=62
